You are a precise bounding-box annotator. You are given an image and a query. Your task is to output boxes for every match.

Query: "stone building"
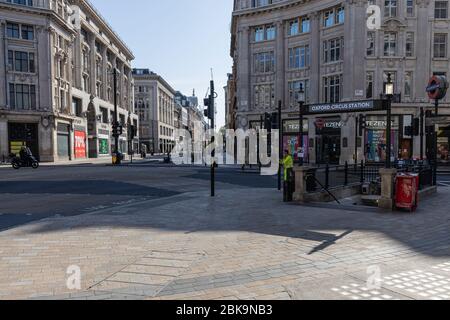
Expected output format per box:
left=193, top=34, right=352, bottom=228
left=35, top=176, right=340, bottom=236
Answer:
left=230, top=0, right=450, bottom=165
left=133, top=69, right=175, bottom=154
left=0, top=0, right=138, bottom=162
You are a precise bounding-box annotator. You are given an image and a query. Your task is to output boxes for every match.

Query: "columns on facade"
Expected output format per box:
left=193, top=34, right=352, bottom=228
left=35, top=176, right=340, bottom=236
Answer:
left=309, top=12, right=320, bottom=104
left=275, top=21, right=285, bottom=107
left=89, top=34, right=96, bottom=96
left=102, top=46, right=108, bottom=100
left=415, top=0, right=431, bottom=102
left=236, top=26, right=251, bottom=127
left=0, top=19, right=6, bottom=108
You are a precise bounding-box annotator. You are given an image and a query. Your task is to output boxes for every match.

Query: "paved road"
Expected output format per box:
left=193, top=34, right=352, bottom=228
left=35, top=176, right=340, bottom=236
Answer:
left=0, top=164, right=276, bottom=232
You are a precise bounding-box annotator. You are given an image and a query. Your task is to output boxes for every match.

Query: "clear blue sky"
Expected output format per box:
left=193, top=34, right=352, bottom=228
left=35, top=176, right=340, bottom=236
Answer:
left=90, top=0, right=233, bottom=128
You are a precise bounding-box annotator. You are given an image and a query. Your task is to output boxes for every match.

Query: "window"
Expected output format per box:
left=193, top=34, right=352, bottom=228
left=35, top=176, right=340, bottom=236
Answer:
left=254, top=84, right=275, bottom=109
left=254, top=52, right=275, bottom=73
left=366, top=72, right=374, bottom=99
left=288, top=45, right=310, bottom=69
left=301, top=17, right=310, bottom=33
left=8, top=51, right=35, bottom=73
left=404, top=72, right=413, bottom=97
left=255, top=27, right=264, bottom=42
left=367, top=32, right=375, bottom=56
left=324, top=38, right=344, bottom=63
left=323, top=75, right=342, bottom=103
left=72, top=97, right=82, bottom=117
left=324, top=9, right=335, bottom=27
left=384, top=32, right=397, bottom=56
left=336, top=6, right=345, bottom=24
left=406, top=32, right=415, bottom=57
left=434, top=34, right=447, bottom=58
left=289, top=19, right=299, bottom=36
left=21, top=25, right=34, bottom=40
left=385, top=0, right=397, bottom=17
left=9, top=83, right=36, bottom=110
left=288, top=16, right=310, bottom=36
left=406, top=0, right=415, bottom=17
left=266, top=25, right=275, bottom=40
left=6, top=23, right=19, bottom=38
left=254, top=25, right=275, bottom=42
left=6, top=0, right=34, bottom=7
left=289, top=80, right=310, bottom=106
left=100, top=107, right=109, bottom=124
left=435, top=1, right=448, bottom=19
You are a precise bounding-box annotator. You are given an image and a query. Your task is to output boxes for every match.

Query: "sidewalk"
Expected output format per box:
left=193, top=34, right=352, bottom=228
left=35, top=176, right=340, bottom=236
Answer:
left=0, top=185, right=449, bottom=300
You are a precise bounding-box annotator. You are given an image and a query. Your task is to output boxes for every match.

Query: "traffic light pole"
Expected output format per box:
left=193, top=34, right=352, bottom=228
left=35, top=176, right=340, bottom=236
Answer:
left=355, top=115, right=359, bottom=169
left=112, top=68, right=120, bottom=165
left=434, top=99, right=439, bottom=186
left=210, top=80, right=215, bottom=197
left=420, top=107, right=424, bottom=160
left=278, top=101, right=282, bottom=191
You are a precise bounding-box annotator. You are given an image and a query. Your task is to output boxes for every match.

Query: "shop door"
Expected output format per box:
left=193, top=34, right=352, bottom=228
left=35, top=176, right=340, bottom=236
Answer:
left=8, top=123, right=39, bottom=160
left=57, top=124, right=71, bottom=159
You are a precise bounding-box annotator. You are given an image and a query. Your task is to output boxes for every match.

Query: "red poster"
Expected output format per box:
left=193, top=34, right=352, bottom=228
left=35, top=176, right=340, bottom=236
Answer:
left=74, top=131, right=86, bottom=159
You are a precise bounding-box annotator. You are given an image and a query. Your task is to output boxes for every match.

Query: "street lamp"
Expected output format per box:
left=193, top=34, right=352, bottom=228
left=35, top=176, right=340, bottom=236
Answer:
left=298, top=83, right=305, bottom=166
left=384, top=73, right=394, bottom=169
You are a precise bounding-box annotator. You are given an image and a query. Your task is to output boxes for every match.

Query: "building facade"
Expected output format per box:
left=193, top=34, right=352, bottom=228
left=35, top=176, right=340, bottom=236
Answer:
left=133, top=69, right=175, bottom=154
left=230, top=0, right=450, bottom=165
left=0, top=0, right=138, bottom=162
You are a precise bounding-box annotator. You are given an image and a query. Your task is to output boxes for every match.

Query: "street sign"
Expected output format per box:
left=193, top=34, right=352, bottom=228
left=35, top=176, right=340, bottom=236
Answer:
left=302, top=100, right=386, bottom=115
left=427, top=75, right=448, bottom=100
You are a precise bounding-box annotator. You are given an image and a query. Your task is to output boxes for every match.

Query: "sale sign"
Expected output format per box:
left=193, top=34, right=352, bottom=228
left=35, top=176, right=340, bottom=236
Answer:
left=74, top=131, right=86, bottom=159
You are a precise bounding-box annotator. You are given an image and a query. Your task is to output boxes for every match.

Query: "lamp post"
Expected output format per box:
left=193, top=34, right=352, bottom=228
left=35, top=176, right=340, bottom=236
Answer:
left=298, top=84, right=305, bottom=166
left=384, top=74, right=394, bottom=169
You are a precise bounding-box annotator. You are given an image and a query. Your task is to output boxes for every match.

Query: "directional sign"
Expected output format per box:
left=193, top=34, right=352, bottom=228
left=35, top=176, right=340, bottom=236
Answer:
left=302, top=100, right=386, bottom=116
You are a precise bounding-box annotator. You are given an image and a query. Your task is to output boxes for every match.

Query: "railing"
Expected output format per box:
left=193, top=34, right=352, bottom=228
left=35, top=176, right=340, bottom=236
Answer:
left=304, top=160, right=436, bottom=195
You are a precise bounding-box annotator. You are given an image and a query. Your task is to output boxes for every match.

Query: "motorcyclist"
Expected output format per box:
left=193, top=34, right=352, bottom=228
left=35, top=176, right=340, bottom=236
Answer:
left=19, top=146, right=33, bottom=166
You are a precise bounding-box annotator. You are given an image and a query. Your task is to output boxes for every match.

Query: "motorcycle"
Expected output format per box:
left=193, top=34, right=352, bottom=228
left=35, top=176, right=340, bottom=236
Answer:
left=11, top=154, right=39, bottom=170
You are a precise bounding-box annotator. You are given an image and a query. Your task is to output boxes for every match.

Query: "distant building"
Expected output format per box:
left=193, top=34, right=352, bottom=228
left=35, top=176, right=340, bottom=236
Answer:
left=132, top=69, right=175, bottom=154
left=0, top=0, right=138, bottom=162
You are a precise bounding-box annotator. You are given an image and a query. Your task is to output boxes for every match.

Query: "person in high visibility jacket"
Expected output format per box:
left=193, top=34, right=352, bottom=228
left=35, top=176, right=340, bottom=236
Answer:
left=282, top=149, right=294, bottom=181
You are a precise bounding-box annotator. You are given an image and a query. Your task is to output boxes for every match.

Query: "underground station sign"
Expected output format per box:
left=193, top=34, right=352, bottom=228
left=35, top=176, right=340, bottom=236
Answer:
left=302, top=100, right=386, bottom=115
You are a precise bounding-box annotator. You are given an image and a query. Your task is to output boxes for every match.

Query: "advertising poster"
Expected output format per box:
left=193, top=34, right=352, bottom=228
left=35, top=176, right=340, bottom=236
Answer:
left=74, top=131, right=86, bottom=159
left=99, top=139, right=109, bottom=155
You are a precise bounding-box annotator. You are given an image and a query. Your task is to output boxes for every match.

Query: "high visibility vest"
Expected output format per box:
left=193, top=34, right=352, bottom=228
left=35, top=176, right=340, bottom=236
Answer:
left=283, top=155, right=294, bottom=181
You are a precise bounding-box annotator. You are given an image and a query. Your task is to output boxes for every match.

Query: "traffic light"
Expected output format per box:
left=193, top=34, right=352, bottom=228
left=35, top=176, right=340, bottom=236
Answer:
left=271, top=112, right=279, bottom=130
left=359, top=114, right=367, bottom=136
left=112, top=123, right=123, bottom=137
left=264, top=113, right=271, bottom=131
left=204, top=97, right=214, bottom=120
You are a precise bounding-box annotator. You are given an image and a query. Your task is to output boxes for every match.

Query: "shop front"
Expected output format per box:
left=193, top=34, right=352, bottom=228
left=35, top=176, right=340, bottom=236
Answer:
left=315, top=117, right=342, bottom=165
left=8, top=122, right=39, bottom=160
left=364, top=115, right=400, bottom=163
left=57, top=123, right=71, bottom=160
left=282, top=119, right=309, bottom=162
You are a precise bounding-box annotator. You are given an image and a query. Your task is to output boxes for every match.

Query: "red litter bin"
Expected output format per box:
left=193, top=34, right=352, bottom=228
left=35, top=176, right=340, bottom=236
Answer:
left=395, top=173, right=419, bottom=212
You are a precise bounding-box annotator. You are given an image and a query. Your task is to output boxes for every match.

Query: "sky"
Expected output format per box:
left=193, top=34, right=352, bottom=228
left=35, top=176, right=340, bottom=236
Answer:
left=89, top=0, right=234, bottom=128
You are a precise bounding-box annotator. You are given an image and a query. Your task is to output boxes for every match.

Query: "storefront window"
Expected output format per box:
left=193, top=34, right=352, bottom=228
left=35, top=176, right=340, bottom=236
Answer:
left=438, top=126, right=450, bottom=163
left=364, top=116, right=399, bottom=163
left=283, top=119, right=309, bottom=162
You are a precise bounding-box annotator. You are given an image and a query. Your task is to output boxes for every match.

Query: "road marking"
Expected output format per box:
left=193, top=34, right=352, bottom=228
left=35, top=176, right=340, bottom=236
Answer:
left=438, top=181, right=450, bottom=187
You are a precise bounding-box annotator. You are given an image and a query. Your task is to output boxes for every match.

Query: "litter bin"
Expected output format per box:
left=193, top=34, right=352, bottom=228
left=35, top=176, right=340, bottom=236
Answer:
left=395, top=173, right=419, bottom=212
left=306, top=168, right=317, bottom=192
